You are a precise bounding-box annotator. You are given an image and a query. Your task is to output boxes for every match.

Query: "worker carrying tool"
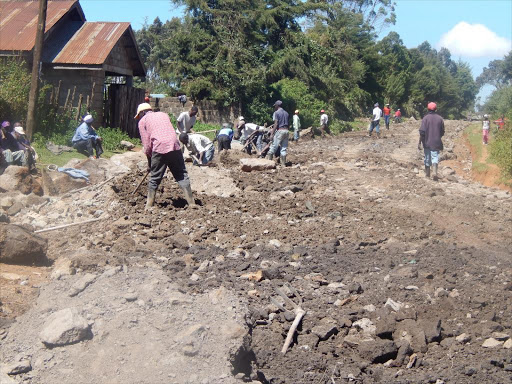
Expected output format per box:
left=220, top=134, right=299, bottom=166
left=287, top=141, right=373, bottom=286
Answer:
left=134, top=103, right=196, bottom=209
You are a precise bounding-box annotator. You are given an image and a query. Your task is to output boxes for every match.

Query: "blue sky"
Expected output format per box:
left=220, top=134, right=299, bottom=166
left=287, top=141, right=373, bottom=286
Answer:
left=81, top=0, right=512, bottom=101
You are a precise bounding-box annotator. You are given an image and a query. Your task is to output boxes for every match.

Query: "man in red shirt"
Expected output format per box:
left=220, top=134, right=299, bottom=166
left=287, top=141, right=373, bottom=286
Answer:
left=135, top=103, right=196, bottom=209
left=494, top=115, right=506, bottom=130
left=383, top=104, right=391, bottom=130
left=394, top=109, right=402, bottom=123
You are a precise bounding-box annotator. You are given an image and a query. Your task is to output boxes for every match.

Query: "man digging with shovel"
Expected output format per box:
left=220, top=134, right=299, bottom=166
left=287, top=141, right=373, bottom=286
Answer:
left=135, top=103, right=196, bottom=209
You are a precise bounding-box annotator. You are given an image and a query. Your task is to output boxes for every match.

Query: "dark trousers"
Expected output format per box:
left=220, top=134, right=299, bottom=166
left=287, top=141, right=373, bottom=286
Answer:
left=73, top=138, right=103, bottom=158
left=149, top=150, right=190, bottom=191
left=320, top=124, right=331, bottom=135
left=217, top=135, right=231, bottom=151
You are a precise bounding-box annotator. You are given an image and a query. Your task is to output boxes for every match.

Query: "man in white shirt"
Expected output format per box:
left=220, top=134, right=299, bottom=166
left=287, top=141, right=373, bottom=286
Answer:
left=240, top=122, right=266, bottom=154
left=177, top=106, right=198, bottom=134
left=293, top=110, right=301, bottom=141
left=320, top=109, right=330, bottom=135
left=369, top=103, right=382, bottom=138
left=179, top=133, right=215, bottom=166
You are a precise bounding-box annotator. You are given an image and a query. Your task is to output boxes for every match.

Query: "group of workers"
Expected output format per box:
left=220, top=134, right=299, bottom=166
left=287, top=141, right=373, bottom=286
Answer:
left=0, top=121, right=36, bottom=172
left=133, top=99, right=308, bottom=209
left=369, top=102, right=401, bottom=137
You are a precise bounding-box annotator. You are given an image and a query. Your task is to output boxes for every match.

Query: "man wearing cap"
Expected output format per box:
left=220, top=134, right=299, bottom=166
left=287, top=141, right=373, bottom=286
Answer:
left=293, top=110, right=301, bottom=141
left=176, top=106, right=198, bottom=134
left=217, top=123, right=234, bottom=151
left=418, top=102, right=444, bottom=180
left=179, top=133, right=215, bottom=166
left=1, top=121, right=30, bottom=168
left=383, top=104, right=391, bottom=130
left=72, top=115, right=103, bottom=159
left=394, top=109, right=402, bottom=123
left=266, top=100, right=289, bottom=165
left=135, top=103, right=196, bottom=209
left=12, top=125, right=37, bottom=171
left=320, top=110, right=329, bottom=135
left=368, top=103, right=382, bottom=137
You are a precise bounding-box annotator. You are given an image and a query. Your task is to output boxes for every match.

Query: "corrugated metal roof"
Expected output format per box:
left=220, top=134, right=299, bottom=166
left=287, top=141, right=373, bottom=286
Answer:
left=52, top=22, right=130, bottom=65
left=0, top=0, right=80, bottom=51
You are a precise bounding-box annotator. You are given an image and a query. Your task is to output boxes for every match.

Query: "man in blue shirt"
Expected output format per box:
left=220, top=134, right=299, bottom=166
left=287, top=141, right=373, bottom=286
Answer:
left=217, top=123, right=234, bottom=151
left=72, top=115, right=104, bottom=159
left=266, top=100, right=290, bottom=166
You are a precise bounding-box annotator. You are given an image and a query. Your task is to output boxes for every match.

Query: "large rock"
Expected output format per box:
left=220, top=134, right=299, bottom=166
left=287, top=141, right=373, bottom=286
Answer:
left=240, top=158, right=276, bottom=172
left=0, top=223, right=48, bottom=264
left=39, top=308, right=91, bottom=347
left=0, top=166, right=43, bottom=195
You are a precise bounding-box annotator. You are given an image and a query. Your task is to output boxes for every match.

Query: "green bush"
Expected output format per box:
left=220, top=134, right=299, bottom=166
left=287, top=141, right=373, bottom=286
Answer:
left=489, top=124, right=512, bottom=177
left=96, top=127, right=141, bottom=151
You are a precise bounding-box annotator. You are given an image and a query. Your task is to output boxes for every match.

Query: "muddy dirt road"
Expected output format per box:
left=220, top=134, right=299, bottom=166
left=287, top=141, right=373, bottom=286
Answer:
left=1, top=120, right=511, bottom=384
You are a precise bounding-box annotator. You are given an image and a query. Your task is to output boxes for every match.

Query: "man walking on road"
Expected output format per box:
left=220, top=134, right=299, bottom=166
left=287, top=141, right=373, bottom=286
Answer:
left=383, top=103, right=391, bottom=130
left=266, top=100, right=289, bottom=165
left=293, top=110, right=301, bottom=141
left=418, top=102, right=444, bottom=181
left=320, top=109, right=330, bottom=135
left=368, top=103, right=382, bottom=138
left=135, top=103, right=196, bottom=209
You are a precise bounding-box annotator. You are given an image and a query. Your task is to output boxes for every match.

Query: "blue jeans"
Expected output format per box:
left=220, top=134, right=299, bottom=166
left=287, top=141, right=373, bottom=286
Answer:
left=424, top=149, right=440, bottom=166
left=369, top=120, right=380, bottom=133
left=199, top=146, right=215, bottom=165
left=384, top=115, right=390, bottom=128
left=293, top=129, right=300, bottom=141
left=269, top=129, right=289, bottom=157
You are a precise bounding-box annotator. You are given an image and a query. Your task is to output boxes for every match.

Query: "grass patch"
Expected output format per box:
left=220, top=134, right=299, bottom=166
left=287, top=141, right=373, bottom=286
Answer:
left=464, top=123, right=484, bottom=162
left=472, top=161, right=489, bottom=173
left=32, top=142, right=118, bottom=167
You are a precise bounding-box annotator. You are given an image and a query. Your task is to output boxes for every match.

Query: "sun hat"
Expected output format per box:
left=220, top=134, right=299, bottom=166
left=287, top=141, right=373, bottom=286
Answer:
left=239, top=116, right=245, bottom=121
left=134, top=103, right=152, bottom=119
left=295, top=110, right=299, bottom=114
left=273, top=100, right=283, bottom=107
left=14, top=126, right=25, bottom=135
left=320, top=109, right=325, bottom=113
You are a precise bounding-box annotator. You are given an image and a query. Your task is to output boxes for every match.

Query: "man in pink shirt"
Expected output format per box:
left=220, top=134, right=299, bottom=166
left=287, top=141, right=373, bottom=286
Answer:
left=135, top=103, right=196, bottom=209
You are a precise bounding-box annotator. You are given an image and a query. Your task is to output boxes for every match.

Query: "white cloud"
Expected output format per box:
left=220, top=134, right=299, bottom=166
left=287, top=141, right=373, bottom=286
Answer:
left=438, top=22, right=511, bottom=58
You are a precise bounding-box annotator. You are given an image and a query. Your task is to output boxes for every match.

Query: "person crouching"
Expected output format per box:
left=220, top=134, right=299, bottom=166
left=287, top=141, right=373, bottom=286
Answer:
left=179, top=133, right=215, bottom=166
left=72, top=115, right=103, bottom=159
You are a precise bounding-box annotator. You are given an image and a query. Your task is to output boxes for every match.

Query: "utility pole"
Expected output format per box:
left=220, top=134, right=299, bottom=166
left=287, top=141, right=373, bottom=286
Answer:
left=26, top=0, right=48, bottom=141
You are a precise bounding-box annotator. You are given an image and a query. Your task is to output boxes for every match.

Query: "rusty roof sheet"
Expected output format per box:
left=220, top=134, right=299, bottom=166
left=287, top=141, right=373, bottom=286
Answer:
left=0, top=0, right=80, bottom=51
left=52, top=22, right=130, bottom=65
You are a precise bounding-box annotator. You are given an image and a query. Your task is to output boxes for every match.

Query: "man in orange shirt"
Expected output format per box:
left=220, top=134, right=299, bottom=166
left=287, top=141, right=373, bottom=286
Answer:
left=383, top=103, right=391, bottom=130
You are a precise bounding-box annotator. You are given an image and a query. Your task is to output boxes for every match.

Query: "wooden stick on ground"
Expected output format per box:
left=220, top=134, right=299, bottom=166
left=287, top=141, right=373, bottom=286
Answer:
left=272, top=283, right=306, bottom=355
left=35, top=218, right=102, bottom=234
left=132, top=171, right=149, bottom=194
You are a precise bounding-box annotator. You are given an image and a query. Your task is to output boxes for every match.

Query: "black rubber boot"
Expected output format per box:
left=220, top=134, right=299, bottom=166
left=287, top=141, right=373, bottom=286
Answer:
left=266, top=153, right=274, bottom=160
left=425, top=166, right=431, bottom=178
left=280, top=155, right=286, bottom=166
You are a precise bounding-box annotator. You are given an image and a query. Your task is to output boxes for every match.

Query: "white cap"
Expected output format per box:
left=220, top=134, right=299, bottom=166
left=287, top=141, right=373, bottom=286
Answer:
left=83, top=115, right=94, bottom=124
left=239, top=116, right=245, bottom=121
left=14, top=126, right=25, bottom=135
left=484, top=114, right=489, bottom=118
left=134, top=103, right=152, bottom=119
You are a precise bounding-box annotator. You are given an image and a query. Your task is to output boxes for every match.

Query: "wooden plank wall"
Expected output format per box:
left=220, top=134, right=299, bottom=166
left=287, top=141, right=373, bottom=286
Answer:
left=104, top=84, right=145, bottom=138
